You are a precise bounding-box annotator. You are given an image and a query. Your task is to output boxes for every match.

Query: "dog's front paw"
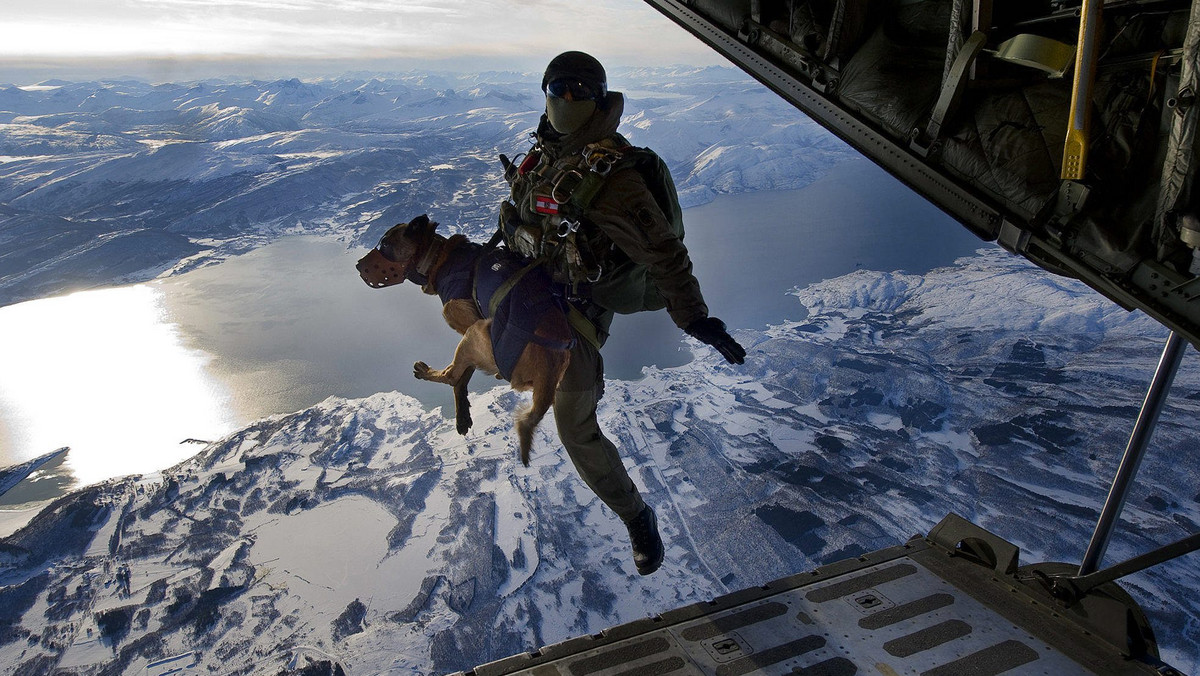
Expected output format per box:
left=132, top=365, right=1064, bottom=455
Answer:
left=413, top=361, right=431, bottom=380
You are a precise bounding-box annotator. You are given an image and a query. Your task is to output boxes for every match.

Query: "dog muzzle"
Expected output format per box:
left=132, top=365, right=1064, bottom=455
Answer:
left=357, top=248, right=407, bottom=288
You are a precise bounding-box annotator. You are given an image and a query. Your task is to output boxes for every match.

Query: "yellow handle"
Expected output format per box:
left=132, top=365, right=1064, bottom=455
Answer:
left=1061, top=0, right=1103, bottom=180
left=1062, top=130, right=1088, bottom=180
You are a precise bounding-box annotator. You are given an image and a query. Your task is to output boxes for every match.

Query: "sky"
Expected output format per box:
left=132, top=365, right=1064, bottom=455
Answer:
left=2, top=0, right=726, bottom=81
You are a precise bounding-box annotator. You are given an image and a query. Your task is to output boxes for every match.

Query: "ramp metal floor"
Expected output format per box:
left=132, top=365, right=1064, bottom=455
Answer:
left=458, top=520, right=1169, bottom=676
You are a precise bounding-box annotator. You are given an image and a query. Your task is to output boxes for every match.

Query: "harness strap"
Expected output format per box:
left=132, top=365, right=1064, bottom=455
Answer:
left=568, top=171, right=607, bottom=210
left=528, top=332, right=576, bottom=352
left=483, top=222, right=505, bottom=251
left=472, top=253, right=603, bottom=352
left=485, top=257, right=545, bottom=318
left=569, top=143, right=637, bottom=209
left=565, top=305, right=603, bottom=351
left=527, top=141, right=640, bottom=215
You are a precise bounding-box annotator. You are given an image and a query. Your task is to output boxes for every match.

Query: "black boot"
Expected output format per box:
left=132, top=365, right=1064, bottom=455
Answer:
left=625, top=505, right=664, bottom=575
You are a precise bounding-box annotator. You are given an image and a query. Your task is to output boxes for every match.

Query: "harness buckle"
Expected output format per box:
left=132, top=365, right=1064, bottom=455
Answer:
left=587, top=264, right=602, bottom=283
left=551, top=169, right=584, bottom=204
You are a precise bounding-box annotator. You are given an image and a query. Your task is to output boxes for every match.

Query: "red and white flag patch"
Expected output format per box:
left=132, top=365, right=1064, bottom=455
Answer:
left=534, top=196, right=560, bottom=215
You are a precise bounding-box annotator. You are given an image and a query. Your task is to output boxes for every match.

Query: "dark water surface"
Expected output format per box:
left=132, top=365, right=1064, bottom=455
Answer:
left=0, top=158, right=987, bottom=501
left=603, top=159, right=988, bottom=377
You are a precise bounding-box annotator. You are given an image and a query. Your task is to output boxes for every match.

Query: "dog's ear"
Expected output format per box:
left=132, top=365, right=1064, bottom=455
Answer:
left=412, top=214, right=439, bottom=241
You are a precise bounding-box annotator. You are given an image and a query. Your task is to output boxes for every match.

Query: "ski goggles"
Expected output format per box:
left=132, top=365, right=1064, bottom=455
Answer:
left=544, top=77, right=606, bottom=102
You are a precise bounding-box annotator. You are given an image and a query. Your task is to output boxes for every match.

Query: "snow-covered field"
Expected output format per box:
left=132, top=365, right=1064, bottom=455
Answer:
left=1, top=69, right=1198, bottom=674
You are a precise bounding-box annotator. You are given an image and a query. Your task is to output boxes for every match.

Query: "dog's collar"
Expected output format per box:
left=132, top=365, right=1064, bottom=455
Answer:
left=417, top=234, right=471, bottom=295
left=414, top=235, right=446, bottom=278
left=404, top=234, right=446, bottom=293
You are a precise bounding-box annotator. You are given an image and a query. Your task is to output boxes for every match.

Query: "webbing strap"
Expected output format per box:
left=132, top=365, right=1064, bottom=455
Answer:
left=542, top=143, right=644, bottom=213
left=483, top=225, right=505, bottom=250
left=472, top=254, right=601, bottom=351
left=566, top=305, right=602, bottom=351
left=568, top=171, right=607, bottom=209
left=912, top=31, right=987, bottom=157
left=570, top=147, right=646, bottom=211
left=486, top=258, right=545, bottom=318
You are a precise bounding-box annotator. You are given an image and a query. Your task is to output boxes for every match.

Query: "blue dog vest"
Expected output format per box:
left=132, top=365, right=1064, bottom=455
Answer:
left=426, top=240, right=572, bottom=381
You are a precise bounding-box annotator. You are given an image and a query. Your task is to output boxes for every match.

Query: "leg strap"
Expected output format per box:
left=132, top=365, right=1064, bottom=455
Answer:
left=566, top=305, right=603, bottom=351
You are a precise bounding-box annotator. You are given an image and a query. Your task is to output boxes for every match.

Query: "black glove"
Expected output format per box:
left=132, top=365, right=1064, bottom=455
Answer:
left=685, top=317, right=746, bottom=365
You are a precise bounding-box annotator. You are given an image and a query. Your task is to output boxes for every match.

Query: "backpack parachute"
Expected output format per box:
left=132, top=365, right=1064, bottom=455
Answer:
left=586, top=146, right=685, bottom=314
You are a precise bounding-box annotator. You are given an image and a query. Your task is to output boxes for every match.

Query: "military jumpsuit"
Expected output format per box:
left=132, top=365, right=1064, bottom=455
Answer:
left=503, top=92, right=709, bottom=522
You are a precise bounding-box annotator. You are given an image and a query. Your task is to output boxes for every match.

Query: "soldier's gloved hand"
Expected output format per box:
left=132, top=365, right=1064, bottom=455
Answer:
left=685, top=317, right=746, bottom=365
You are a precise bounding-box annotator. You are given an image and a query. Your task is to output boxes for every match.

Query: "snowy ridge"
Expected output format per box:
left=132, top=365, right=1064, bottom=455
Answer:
left=797, top=249, right=1151, bottom=336
left=0, top=68, right=848, bottom=308
left=2, top=248, right=1198, bottom=674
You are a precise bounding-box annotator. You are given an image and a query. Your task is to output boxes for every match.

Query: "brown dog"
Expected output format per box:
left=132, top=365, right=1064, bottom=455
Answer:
left=356, top=215, right=572, bottom=466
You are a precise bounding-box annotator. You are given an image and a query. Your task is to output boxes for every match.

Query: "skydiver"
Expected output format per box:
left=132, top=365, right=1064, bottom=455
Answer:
left=498, top=51, right=746, bottom=575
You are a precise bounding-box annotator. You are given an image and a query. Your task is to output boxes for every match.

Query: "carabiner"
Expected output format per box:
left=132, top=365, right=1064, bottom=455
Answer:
left=582, top=145, right=617, bottom=176
left=556, top=218, right=580, bottom=238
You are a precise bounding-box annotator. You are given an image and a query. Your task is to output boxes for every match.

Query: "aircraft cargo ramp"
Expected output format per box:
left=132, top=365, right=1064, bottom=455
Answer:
left=456, top=515, right=1174, bottom=676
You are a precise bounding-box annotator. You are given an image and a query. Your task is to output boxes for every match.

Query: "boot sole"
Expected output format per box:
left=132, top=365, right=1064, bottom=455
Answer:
left=636, top=554, right=663, bottom=576
left=630, top=506, right=664, bottom=575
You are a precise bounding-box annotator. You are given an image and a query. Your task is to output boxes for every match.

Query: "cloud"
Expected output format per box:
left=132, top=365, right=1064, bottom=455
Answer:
left=127, top=0, right=457, bottom=10
left=2, top=0, right=722, bottom=67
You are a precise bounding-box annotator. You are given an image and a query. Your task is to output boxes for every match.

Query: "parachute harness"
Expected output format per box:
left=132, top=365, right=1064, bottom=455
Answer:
left=504, top=140, right=639, bottom=289
left=489, top=140, right=644, bottom=350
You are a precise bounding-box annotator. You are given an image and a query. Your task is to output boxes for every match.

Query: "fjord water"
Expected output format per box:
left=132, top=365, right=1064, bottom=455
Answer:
left=604, top=159, right=987, bottom=377
left=0, top=159, right=984, bottom=498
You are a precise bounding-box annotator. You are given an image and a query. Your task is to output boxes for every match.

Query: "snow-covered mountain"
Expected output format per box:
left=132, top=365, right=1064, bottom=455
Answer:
left=2, top=248, right=1198, bottom=675
left=0, top=68, right=846, bottom=308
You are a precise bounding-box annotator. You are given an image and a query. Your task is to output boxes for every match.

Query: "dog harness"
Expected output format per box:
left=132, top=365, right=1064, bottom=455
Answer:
left=413, top=238, right=575, bottom=382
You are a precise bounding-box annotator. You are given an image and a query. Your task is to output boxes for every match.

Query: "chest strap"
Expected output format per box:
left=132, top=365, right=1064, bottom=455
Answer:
left=528, top=142, right=634, bottom=214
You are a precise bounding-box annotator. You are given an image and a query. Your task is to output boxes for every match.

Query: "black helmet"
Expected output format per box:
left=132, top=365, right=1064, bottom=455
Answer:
left=541, top=51, right=607, bottom=102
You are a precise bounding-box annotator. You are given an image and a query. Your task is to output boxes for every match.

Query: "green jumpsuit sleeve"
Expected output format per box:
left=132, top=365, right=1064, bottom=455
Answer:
left=587, top=167, right=709, bottom=328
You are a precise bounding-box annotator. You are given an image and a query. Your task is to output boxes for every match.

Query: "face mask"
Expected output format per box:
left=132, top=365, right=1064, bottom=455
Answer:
left=545, top=96, right=596, bottom=135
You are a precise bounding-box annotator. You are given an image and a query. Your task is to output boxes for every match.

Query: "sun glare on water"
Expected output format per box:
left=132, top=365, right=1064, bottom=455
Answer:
left=0, top=285, right=234, bottom=487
